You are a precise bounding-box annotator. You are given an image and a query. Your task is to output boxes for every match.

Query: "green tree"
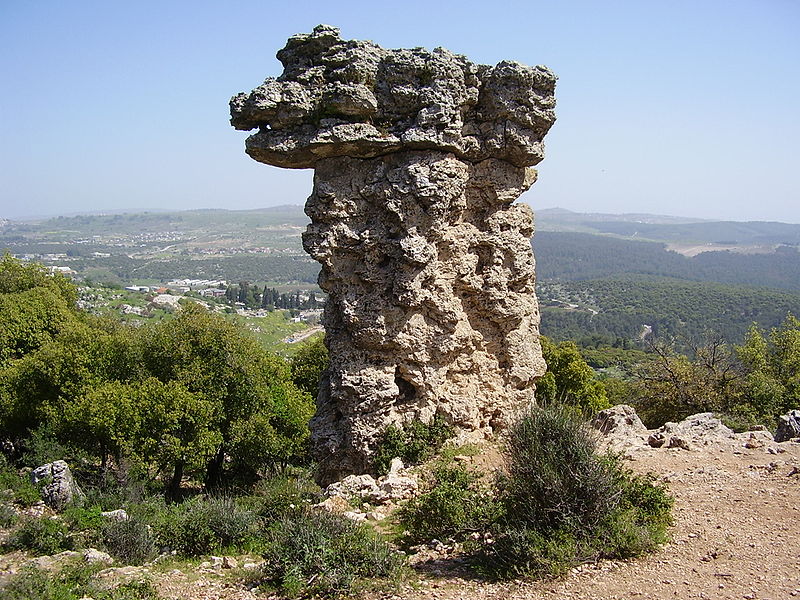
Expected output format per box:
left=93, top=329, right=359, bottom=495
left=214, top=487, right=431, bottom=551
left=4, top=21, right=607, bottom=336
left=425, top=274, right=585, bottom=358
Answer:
left=289, top=335, right=328, bottom=397
left=0, top=255, right=80, bottom=367
left=1, top=319, right=136, bottom=443
left=537, top=337, right=610, bottom=415
left=134, top=378, right=222, bottom=500
left=632, top=336, right=738, bottom=428
left=138, top=303, right=313, bottom=487
left=735, top=315, right=800, bottom=424
left=0, top=253, right=77, bottom=305
left=55, top=380, right=141, bottom=470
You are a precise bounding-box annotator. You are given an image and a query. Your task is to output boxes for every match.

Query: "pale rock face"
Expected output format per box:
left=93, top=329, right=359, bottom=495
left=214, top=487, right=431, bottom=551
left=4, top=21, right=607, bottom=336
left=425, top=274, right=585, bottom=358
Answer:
left=30, top=460, right=83, bottom=511
left=775, top=409, right=800, bottom=442
left=231, top=26, right=556, bottom=484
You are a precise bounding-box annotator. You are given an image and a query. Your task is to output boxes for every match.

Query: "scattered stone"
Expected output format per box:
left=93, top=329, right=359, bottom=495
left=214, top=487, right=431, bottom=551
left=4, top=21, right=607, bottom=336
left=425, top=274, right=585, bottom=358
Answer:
left=30, top=460, right=84, bottom=510
left=22, top=500, right=48, bottom=518
left=388, top=457, right=405, bottom=475
left=222, top=556, right=238, bottom=569
left=25, top=551, right=80, bottom=571
left=96, top=565, right=149, bottom=580
left=23, top=548, right=112, bottom=571
left=775, top=410, right=800, bottom=442
left=209, top=556, right=224, bottom=568
left=101, top=509, right=129, bottom=521
left=379, top=471, right=418, bottom=500
left=82, top=548, right=114, bottom=565
left=325, top=474, right=383, bottom=503
left=343, top=510, right=368, bottom=523
left=740, top=430, right=773, bottom=449
left=231, top=25, right=556, bottom=484
left=314, top=495, right=352, bottom=513
left=667, top=436, right=692, bottom=451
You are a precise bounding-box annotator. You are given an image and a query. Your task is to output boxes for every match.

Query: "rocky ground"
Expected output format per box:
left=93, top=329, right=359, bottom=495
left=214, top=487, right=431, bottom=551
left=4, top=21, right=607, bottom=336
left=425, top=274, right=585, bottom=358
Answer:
left=386, top=433, right=800, bottom=600
left=2, top=411, right=799, bottom=599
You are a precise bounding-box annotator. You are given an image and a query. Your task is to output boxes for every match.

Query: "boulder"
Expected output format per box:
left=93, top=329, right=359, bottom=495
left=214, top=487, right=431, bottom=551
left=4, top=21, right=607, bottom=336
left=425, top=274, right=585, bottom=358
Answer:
left=775, top=409, right=800, bottom=442
left=379, top=471, right=418, bottom=500
left=648, top=413, right=735, bottom=450
left=592, top=404, right=647, bottom=436
left=30, top=460, right=83, bottom=510
left=325, top=474, right=382, bottom=503
left=82, top=548, right=114, bottom=565
left=591, top=405, right=649, bottom=453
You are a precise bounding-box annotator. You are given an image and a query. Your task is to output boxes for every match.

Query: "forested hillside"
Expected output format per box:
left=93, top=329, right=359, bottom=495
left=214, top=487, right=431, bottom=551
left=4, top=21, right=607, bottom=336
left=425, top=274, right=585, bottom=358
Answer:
left=539, top=275, right=800, bottom=343
left=533, top=232, right=800, bottom=291
left=533, top=232, right=800, bottom=344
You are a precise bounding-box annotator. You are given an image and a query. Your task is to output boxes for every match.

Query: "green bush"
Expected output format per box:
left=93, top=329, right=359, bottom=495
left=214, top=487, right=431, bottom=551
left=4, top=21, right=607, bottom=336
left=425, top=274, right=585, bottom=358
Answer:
left=499, top=405, right=621, bottom=535
left=153, top=496, right=258, bottom=556
left=249, top=471, right=322, bottom=522
left=0, top=463, right=41, bottom=506
left=479, top=404, right=673, bottom=579
left=399, top=463, right=502, bottom=545
left=259, top=510, right=403, bottom=598
left=63, top=504, right=104, bottom=532
left=0, top=563, right=161, bottom=600
left=102, top=517, right=157, bottom=565
left=0, top=501, right=17, bottom=527
left=373, top=415, right=453, bottom=475
left=538, top=336, right=611, bottom=415
left=19, top=425, right=77, bottom=469
left=5, top=516, right=73, bottom=555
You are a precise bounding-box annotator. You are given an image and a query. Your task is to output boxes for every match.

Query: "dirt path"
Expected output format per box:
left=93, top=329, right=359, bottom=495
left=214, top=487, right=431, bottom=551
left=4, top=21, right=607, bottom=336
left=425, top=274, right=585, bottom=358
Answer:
left=283, top=325, right=323, bottom=344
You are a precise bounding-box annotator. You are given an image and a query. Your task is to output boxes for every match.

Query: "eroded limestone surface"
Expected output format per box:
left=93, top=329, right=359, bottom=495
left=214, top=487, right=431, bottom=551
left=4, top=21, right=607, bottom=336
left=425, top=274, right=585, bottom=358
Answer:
left=231, top=25, right=556, bottom=483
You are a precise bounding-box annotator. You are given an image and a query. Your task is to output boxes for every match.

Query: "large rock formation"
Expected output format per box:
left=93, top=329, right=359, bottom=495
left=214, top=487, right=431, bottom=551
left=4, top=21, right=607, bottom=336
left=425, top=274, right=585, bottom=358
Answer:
left=231, top=25, right=556, bottom=483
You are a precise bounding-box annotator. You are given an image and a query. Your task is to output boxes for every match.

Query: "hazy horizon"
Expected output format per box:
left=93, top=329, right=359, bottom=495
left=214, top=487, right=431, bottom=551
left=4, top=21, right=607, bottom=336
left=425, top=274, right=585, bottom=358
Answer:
left=5, top=204, right=800, bottom=227
left=2, top=1, right=798, bottom=223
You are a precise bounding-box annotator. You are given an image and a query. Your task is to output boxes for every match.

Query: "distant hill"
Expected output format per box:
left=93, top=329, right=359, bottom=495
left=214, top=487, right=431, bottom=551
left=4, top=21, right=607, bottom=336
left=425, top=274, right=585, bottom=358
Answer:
left=535, top=207, right=800, bottom=246
left=6, top=204, right=799, bottom=344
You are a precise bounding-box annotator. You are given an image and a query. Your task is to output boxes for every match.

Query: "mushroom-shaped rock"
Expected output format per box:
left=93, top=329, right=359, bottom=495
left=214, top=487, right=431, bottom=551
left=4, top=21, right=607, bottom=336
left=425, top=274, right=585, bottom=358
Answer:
left=231, top=26, right=556, bottom=485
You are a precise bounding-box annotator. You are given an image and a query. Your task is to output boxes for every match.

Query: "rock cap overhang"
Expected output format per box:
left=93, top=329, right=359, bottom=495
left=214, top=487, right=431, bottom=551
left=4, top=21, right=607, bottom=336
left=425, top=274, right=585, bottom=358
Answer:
left=230, top=24, right=557, bottom=169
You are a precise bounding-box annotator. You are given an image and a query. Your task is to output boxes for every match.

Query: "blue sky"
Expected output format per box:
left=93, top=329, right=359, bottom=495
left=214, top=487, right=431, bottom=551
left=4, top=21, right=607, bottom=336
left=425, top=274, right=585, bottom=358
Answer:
left=1, top=0, right=798, bottom=222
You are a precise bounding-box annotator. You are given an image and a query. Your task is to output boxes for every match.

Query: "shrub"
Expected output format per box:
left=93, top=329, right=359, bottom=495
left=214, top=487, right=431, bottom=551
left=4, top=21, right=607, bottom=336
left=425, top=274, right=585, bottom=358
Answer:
left=102, top=517, right=157, bottom=565
left=19, top=425, right=77, bottom=469
left=479, top=404, right=673, bottom=579
left=259, top=510, right=403, bottom=598
left=63, top=504, right=104, bottom=532
left=499, top=405, right=621, bottom=535
left=78, top=466, right=155, bottom=511
left=153, top=496, right=258, bottom=556
left=0, top=463, right=41, bottom=507
left=538, top=337, right=611, bottom=415
left=5, top=516, right=73, bottom=555
left=0, top=563, right=161, bottom=600
left=0, top=501, right=17, bottom=527
left=249, top=471, right=322, bottom=522
left=373, top=415, right=453, bottom=475
left=399, top=463, right=502, bottom=545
